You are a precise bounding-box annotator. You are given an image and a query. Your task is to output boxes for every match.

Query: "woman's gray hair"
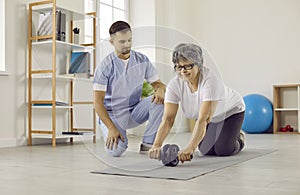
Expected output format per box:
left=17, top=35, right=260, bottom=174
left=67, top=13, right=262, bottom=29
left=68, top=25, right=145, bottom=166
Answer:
left=172, top=43, right=204, bottom=68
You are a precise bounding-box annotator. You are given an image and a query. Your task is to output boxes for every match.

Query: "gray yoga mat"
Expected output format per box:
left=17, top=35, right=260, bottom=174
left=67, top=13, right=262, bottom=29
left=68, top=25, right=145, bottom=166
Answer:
left=91, top=148, right=276, bottom=180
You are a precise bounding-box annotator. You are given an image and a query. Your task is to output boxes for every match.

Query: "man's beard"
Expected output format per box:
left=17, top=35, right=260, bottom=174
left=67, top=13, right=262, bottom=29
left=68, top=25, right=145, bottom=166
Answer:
left=121, top=49, right=130, bottom=55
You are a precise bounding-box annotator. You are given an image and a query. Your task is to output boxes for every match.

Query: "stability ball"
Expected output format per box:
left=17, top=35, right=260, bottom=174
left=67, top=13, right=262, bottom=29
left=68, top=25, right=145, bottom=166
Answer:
left=242, top=94, right=273, bottom=133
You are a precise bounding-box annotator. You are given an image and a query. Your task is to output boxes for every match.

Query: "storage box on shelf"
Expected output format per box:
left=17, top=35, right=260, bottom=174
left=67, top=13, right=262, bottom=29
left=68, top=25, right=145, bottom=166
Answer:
left=273, top=84, right=300, bottom=134
left=27, top=0, right=97, bottom=147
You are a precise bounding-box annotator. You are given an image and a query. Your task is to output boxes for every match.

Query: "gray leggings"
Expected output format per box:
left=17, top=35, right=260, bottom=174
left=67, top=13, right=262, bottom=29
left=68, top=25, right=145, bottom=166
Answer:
left=198, top=111, right=245, bottom=156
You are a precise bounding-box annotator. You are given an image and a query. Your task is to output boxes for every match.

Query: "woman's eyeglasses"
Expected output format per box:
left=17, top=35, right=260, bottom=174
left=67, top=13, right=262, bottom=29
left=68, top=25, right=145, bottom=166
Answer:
left=174, top=63, right=195, bottom=71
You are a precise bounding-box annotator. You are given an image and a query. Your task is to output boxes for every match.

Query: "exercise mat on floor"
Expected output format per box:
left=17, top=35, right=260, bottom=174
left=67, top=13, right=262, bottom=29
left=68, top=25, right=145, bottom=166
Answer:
left=91, top=148, right=276, bottom=180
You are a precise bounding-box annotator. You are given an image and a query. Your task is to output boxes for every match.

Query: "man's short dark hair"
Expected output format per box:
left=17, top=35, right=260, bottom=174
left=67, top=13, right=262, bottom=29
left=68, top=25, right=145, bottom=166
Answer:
left=109, top=21, right=131, bottom=35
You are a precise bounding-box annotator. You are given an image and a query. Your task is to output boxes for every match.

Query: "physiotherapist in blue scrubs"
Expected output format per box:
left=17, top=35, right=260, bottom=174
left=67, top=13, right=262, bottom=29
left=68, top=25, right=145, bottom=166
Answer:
left=93, top=21, right=166, bottom=157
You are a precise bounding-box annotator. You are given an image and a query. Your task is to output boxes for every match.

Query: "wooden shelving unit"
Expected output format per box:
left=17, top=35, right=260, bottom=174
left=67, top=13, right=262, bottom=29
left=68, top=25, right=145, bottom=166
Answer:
left=27, top=0, right=97, bottom=146
left=273, top=84, right=300, bottom=134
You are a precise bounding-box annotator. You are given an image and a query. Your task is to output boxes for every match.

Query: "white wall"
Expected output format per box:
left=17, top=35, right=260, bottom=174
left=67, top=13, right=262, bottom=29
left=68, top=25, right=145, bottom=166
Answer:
left=132, top=0, right=300, bottom=133
left=192, top=0, right=300, bottom=99
left=0, top=0, right=30, bottom=147
left=130, top=0, right=192, bottom=133
left=129, top=0, right=156, bottom=62
left=155, top=0, right=300, bottom=100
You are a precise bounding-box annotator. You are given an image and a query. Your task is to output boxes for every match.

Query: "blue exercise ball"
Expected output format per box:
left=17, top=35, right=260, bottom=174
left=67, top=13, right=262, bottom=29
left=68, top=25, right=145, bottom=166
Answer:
left=242, top=94, right=273, bottom=133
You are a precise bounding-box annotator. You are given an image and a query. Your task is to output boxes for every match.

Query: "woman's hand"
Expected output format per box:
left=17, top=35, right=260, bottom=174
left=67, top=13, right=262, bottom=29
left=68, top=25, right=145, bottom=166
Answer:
left=178, top=148, right=194, bottom=163
left=148, top=145, right=162, bottom=160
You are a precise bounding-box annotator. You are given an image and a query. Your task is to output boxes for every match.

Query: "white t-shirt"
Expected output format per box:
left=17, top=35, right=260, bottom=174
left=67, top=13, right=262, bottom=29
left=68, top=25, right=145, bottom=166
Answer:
left=165, top=66, right=245, bottom=122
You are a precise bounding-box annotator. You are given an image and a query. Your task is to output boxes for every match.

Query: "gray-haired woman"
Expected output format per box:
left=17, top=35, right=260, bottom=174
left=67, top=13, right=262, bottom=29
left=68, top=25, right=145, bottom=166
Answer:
left=149, top=43, right=246, bottom=163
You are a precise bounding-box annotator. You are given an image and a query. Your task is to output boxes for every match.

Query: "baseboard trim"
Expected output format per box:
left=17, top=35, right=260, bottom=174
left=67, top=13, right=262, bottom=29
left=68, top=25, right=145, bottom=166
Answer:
left=0, top=137, right=94, bottom=148
left=0, top=138, right=27, bottom=148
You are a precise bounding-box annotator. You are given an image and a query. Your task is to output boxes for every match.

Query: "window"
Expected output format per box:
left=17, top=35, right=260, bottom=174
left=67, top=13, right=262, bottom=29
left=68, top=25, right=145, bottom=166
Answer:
left=84, top=0, right=96, bottom=44
left=0, top=0, right=5, bottom=72
left=83, top=0, right=128, bottom=44
left=98, top=0, right=128, bottom=40
left=85, top=0, right=128, bottom=63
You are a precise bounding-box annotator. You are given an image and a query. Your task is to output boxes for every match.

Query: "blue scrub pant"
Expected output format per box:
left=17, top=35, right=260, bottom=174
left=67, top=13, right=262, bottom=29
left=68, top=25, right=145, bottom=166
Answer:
left=99, top=95, right=164, bottom=157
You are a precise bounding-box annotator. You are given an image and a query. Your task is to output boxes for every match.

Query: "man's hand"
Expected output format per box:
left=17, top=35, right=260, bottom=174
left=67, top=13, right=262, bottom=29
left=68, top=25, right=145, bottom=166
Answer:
left=152, top=88, right=165, bottom=104
left=106, top=128, right=125, bottom=150
left=148, top=145, right=162, bottom=160
left=150, top=80, right=165, bottom=104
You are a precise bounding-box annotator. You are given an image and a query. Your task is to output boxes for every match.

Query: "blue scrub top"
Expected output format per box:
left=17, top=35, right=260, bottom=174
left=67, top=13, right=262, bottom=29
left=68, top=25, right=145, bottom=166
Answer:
left=93, top=50, right=159, bottom=113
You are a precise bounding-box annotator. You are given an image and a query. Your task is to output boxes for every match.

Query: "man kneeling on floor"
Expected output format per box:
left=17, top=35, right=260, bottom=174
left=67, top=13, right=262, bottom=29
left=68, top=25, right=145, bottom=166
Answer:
left=93, top=21, right=165, bottom=157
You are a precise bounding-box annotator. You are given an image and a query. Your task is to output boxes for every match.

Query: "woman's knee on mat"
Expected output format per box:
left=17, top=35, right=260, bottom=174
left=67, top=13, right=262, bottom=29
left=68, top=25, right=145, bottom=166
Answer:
left=214, top=144, right=236, bottom=156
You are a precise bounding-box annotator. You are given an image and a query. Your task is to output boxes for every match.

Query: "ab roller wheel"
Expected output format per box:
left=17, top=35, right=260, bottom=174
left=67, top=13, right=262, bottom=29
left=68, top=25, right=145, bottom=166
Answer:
left=160, top=144, right=193, bottom=167
left=160, top=144, right=180, bottom=167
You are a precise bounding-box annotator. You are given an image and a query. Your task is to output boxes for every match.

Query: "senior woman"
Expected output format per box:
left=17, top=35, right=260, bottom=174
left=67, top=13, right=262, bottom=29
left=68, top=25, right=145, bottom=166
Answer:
left=149, top=43, right=245, bottom=163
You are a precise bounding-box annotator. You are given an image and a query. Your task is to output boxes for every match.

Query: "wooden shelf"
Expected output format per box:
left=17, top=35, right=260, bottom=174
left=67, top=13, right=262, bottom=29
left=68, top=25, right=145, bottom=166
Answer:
left=31, top=3, right=95, bottom=21
left=274, top=108, right=298, bottom=111
left=27, top=0, right=96, bottom=147
left=31, top=73, right=92, bottom=81
left=32, top=40, right=94, bottom=53
left=32, top=105, right=72, bottom=109
left=275, top=131, right=300, bottom=135
left=273, top=84, right=300, bottom=134
left=32, top=132, right=95, bottom=139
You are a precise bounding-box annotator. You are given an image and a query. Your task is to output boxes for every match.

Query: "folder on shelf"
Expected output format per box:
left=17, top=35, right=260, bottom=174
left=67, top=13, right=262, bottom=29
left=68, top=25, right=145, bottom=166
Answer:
left=37, top=10, right=66, bottom=41
left=69, top=51, right=91, bottom=77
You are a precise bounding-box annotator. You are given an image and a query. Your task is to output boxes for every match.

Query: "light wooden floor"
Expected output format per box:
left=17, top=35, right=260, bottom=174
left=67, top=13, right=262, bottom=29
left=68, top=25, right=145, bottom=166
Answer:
left=0, top=133, right=300, bottom=195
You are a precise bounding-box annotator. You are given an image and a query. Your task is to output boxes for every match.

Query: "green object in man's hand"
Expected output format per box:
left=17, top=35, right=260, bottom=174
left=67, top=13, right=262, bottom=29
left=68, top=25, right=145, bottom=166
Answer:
left=141, top=81, right=154, bottom=98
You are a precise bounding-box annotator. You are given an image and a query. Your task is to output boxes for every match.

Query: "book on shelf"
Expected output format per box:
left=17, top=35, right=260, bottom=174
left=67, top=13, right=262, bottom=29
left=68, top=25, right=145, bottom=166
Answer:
left=32, top=101, right=69, bottom=106
left=62, top=131, right=93, bottom=135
